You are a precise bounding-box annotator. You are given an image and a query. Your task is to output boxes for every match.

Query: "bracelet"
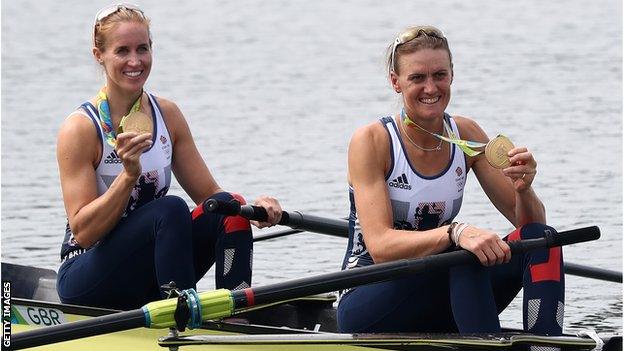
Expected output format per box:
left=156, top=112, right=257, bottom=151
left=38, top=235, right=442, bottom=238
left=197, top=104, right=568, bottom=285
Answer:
left=454, top=223, right=470, bottom=246
left=447, top=222, right=458, bottom=246
left=452, top=223, right=463, bottom=246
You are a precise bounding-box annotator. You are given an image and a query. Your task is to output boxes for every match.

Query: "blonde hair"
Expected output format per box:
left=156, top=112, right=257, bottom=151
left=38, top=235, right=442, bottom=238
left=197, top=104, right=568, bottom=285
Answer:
left=386, top=25, right=453, bottom=75
left=93, top=6, right=152, bottom=52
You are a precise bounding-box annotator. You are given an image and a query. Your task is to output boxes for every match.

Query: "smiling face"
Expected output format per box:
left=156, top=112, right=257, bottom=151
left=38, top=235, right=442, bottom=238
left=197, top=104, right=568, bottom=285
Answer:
left=93, top=21, right=152, bottom=93
left=94, top=21, right=152, bottom=94
left=390, top=48, right=453, bottom=122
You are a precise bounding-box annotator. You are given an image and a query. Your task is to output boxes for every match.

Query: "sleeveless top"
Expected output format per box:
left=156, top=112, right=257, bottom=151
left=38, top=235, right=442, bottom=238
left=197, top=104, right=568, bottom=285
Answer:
left=60, top=93, right=173, bottom=262
left=342, top=114, right=467, bottom=270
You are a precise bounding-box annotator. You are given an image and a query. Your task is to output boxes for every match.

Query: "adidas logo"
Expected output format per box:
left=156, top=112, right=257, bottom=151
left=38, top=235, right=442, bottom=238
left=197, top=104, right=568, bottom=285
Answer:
left=388, top=173, right=411, bottom=190
left=104, top=151, right=122, bottom=164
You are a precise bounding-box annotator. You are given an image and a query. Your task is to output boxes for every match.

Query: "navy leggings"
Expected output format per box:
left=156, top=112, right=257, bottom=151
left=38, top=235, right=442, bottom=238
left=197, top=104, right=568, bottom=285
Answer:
left=337, top=223, right=564, bottom=335
left=57, top=193, right=252, bottom=310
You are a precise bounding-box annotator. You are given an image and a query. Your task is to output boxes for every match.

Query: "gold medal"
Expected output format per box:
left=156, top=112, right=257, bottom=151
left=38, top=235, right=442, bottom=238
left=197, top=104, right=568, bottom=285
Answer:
left=118, top=111, right=153, bottom=135
left=485, top=135, right=514, bottom=169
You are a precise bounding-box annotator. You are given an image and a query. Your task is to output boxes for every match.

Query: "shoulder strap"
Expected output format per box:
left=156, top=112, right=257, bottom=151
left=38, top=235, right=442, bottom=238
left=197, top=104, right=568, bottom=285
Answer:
left=78, top=102, right=103, bottom=144
left=378, top=116, right=399, bottom=180
left=379, top=116, right=393, bottom=125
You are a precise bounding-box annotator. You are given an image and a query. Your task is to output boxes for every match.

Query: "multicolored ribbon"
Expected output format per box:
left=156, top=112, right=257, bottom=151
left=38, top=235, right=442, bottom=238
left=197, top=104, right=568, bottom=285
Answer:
left=401, top=109, right=486, bottom=157
left=95, top=87, right=142, bottom=147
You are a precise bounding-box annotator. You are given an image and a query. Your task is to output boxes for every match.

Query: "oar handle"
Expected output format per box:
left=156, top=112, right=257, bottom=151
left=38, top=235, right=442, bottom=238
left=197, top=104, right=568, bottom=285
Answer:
left=507, top=225, right=600, bottom=252
left=204, top=199, right=349, bottom=236
left=204, top=198, right=290, bottom=224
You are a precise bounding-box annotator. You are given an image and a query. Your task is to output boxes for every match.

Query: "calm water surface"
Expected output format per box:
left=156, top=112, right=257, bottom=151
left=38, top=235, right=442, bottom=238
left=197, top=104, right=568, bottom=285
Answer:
left=2, top=0, right=621, bottom=333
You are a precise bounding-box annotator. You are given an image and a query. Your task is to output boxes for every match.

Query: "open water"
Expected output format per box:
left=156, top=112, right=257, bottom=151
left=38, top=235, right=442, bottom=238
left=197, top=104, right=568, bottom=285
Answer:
left=2, top=0, right=621, bottom=333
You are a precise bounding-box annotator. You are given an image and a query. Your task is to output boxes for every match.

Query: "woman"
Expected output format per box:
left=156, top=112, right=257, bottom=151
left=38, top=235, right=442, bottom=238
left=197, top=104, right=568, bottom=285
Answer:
left=56, top=4, right=282, bottom=310
left=338, top=26, right=564, bottom=335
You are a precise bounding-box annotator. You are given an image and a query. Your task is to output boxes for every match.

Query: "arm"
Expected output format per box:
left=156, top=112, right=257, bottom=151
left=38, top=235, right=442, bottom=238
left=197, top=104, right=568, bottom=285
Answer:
left=57, top=114, right=152, bottom=248
left=348, top=123, right=451, bottom=263
left=457, top=116, right=546, bottom=227
left=159, top=98, right=282, bottom=225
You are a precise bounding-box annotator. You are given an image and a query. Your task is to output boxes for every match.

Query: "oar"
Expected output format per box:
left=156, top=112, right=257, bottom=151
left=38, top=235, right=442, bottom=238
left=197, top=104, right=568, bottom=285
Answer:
left=12, top=226, right=599, bottom=349
left=205, top=198, right=347, bottom=236
left=216, top=199, right=622, bottom=283
left=253, top=228, right=304, bottom=242
left=564, top=262, right=622, bottom=283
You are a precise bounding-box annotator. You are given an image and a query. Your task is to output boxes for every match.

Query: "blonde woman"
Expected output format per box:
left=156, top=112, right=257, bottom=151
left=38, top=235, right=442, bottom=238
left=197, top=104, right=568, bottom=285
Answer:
left=56, top=4, right=281, bottom=310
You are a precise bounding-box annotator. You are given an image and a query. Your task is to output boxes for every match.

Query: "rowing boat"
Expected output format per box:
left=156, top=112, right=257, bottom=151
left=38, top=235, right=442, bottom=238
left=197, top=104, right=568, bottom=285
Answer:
left=4, top=250, right=622, bottom=351
left=5, top=205, right=623, bottom=350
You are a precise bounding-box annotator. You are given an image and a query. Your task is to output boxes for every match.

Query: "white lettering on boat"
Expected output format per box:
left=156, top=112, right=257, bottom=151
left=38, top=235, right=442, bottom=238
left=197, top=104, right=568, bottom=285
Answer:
left=14, top=306, right=65, bottom=326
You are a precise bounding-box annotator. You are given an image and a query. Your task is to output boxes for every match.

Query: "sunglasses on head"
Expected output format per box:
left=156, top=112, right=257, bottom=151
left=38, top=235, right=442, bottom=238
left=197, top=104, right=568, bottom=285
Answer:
left=390, top=26, right=447, bottom=74
left=93, top=3, right=145, bottom=40
left=94, top=3, right=144, bottom=24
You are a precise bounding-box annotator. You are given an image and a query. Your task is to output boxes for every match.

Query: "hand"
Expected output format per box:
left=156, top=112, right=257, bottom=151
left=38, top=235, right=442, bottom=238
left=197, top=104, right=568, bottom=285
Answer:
left=457, top=225, right=511, bottom=266
left=250, top=196, right=282, bottom=229
left=115, top=132, right=152, bottom=179
left=503, top=146, right=537, bottom=192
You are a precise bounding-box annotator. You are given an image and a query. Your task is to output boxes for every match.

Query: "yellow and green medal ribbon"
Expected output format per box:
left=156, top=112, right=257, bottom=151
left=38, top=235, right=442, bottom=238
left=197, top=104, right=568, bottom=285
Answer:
left=401, top=109, right=486, bottom=157
left=95, top=87, right=142, bottom=147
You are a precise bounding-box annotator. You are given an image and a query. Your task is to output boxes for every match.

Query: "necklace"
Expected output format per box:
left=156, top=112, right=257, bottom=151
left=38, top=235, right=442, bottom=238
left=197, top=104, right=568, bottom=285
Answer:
left=399, top=112, right=443, bottom=152
left=401, top=108, right=488, bottom=157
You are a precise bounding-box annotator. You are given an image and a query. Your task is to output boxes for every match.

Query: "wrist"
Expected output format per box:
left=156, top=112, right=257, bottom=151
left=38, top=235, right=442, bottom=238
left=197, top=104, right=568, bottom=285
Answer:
left=447, top=222, right=458, bottom=246
left=447, top=222, right=469, bottom=247
left=120, top=169, right=140, bottom=186
left=515, top=184, right=532, bottom=194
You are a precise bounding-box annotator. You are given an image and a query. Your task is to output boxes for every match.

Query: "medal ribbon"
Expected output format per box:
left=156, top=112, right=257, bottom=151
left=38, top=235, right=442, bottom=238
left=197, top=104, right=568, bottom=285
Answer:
left=401, top=109, right=486, bottom=157
left=95, top=87, right=142, bottom=147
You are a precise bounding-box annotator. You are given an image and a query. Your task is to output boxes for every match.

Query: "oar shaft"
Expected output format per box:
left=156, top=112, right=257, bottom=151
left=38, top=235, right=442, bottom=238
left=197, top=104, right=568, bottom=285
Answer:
left=285, top=211, right=348, bottom=237
left=254, top=228, right=304, bottom=242
left=235, top=250, right=462, bottom=308
left=11, top=309, right=145, bottom=350
left=564, top=262, right=622, bottom=283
